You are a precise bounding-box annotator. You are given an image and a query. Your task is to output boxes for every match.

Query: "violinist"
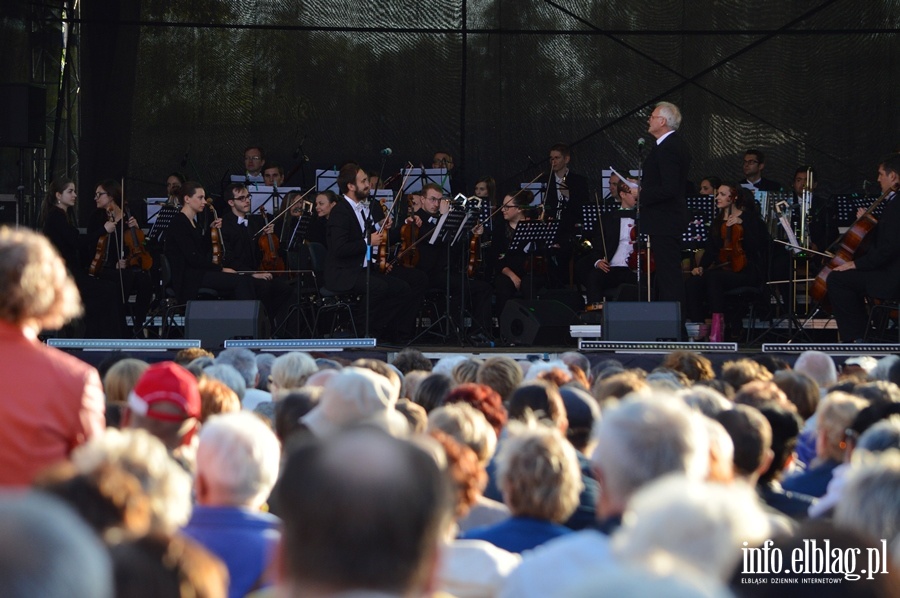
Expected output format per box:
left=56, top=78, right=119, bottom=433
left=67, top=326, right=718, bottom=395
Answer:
left=324, top=163, right=422, bottom=343
left=408, top=184, right=493, bottom=340
left=85, top=180, right=155, bottom=337
left=493, top=191, right=545, bottom=319
left=40, top=177, right=119, bottom=338
left=163, top=181, right=255, bottom=304
left=304, top=190, right=338, bottom=247
left=574, top=179, right=639, bottom=306
left=165, top=172, right=186, bottom=207
left=828, top=154, right=900, bottom=342
left=220, top=183, right=294, bottom=330
left=685, top=183, right=769, bottom=342
left=472, top=176, right=499, bottom=280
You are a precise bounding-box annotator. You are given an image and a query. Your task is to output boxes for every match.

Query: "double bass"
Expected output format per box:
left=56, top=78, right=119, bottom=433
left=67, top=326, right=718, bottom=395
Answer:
left=809, top=185, right=898, bottom=307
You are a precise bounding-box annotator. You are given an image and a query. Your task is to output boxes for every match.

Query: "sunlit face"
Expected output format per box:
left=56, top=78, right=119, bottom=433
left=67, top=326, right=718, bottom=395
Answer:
left=647, top=108, right=667, bottom=137
left=716, top=185, right=735, bottom=210
left=433, top=152, right=453, bottom=170
left=422, top=188, right=443, bottom=215
left=244, top=148, right=264, bottom=174
left=619, top=186, right=637, bottom=209
left=184, top=187, right=207, bottom=213
left=699, top=179, right=716, bottom=195
left=877, top=166, right=899, bottom=194
left=228, top=189, right=252, bottom=216
left=315, top=193, right=335, bottom=218
left=549, top=150, right=569, bottom=174
left=474, top=182, right=489, bottom=198
left=742, top=154, right=762, bottom=178
left=347, top=169, right=370, bottom=202
left=368, top=175, right=381, bottom=190
left=94, top=185, right=114, bottom=209
left=263, top=167, right=283, bottom=187
left=166, top=176, right=182, bottom=196
left=56, top=183, right=77, bottom=208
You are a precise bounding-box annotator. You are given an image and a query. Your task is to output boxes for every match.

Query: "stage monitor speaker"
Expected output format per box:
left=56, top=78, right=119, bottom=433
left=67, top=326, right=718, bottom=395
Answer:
left=500, top=299, right=578, bottom=346
left=185, top=300, right=269, bottom=348
left=0, top=84, right=46, bottom=148
left=603, top=301, right=681, bottom=341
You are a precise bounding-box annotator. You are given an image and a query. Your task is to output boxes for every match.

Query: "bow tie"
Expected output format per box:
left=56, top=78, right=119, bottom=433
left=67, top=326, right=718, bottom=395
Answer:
left=237, top=217, right=248, bottom=226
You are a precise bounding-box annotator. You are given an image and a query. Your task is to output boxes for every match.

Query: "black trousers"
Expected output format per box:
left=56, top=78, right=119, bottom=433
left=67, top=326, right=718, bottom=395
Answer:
left=684, top=267, right=760, bottom=322
left=650, top=233, right=684, bottom=304
left=574, top=255, right=637, bottom=303
left=827, top=270, right=872, bottom=341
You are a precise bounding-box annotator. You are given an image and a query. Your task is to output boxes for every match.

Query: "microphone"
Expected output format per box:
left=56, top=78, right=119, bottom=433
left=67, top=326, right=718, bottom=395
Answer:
left=380, top=147, right=393, bottom=157
left=294, top=135, right=307, bottom=160
left=637, top=137, right=646, bottom=149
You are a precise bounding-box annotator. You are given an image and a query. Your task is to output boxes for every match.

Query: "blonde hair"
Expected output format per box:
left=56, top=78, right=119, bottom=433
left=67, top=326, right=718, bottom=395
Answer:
left=103, top=359, right=150, bottom=404
left=817, top=391, right=868, bottom=461
left=0, top=227, right=82, bottom=329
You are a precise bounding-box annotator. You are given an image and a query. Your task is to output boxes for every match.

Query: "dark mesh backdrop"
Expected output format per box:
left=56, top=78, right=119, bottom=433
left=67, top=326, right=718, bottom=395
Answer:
left=104, top=1, right=900, bottom=207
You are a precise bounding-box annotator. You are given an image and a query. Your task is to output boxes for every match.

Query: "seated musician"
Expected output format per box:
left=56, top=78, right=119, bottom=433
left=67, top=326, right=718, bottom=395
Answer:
left=685, top=183, right=769, bottom=342
left=492, top=190, right=546, bottom=318
left=406, top=183, right=494, bottom=340
left=220, top=183, right=295, bottom=330
left=574, top=178, right=639, bottom=308
left=305, top=190, right=338, bottom=248
left=324, top=163, right=423, bottom=343
left=85, top=179, right=155, bottom=337
left=164, top=181, right=255, bottom=304
left=828, top=154, right=900, bottom=341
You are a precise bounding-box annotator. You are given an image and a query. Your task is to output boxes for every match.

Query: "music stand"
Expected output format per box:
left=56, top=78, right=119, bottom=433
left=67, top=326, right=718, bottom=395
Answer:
left=410, top=206, right=470, bottom=345
left=369, top=189, right=395, bottom=216
left=835, top=194, right=881, bottom=226
left=249, top=185, right=302, bottom=214
left=508, top=221, right=559, bottom=301
left=520, top=182, right=545, bottom=206
left=422, top=168, right=452, bottom=196
left=315, top=169, right=339, bottom=193
left=148, top=205, right=179, bottom=244
left=231, top=174, right=264, bottom=186
left=400, top=168, right=434, bottom=195
left=683, top=194, right=716, bottom=250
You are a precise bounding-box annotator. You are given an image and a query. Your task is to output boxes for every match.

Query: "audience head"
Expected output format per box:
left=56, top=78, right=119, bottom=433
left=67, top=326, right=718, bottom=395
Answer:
left=662, top=351, right=715, bottom=383
left=756, top=404, right=804, bottom=484
left=412, top=373, right=453, bottom=413
left=444, top=382, right=507, bottom=439
left=451, top=358, right=483, bottom=386
left=174, top=347, right=214, bottom=366
left=391, top=348, right=433, bottom=374
left=592, top=397, right=709, bottom=518
left=507, top=380, right=567, bottom=430
left=125, top=362, right=201, bottom=451
left=476, top=356, right=523, bottom=403
left=0, top=493, right=113, bottom=598
left=715, top=404, right=773, bottom=481
left=427, top=401, right=498, bottom=466
left=816, top=391, right=869, bottom=462
left=215, top=348, right=260, bottom=388
left=794, top=350, right=838, bottom=390
left=203, top=364, right=247, bottom=400
left=270, top=351, right=318, bottom=394
left=275, top=427, right=452, bottom=596
left=559, top=386, right=601, bottom=453
left=197, top=377, right=241, bottom=422
left=103, top=358, right=149, bottom=404
left=302, top=366, right=405, bottom=437
left=773, top=370, right=820, bottom=420
left=195, top=412, right=280, bottom=509
left=720, top=359, right=773, bottom=391
left=497, top=418, right=582, bottom=523
left=255, top=352, right=276, bottom=391
left=835, top=450, right=900, bottom=548
left=0, top=227, right=82, bottom=331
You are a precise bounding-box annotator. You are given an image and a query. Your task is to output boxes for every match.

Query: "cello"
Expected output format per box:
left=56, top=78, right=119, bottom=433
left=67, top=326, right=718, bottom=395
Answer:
left=809, top=185, right=898, bottom=307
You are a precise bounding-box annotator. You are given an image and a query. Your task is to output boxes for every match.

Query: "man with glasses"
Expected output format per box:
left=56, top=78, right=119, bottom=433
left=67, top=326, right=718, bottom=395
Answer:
left=221, top=183, right=294, bottom=332
left=740, top=149, right=782, bottom=192
left=631, top=102, right=691, bottom=312
left=243, top=146, right=266, bottom=180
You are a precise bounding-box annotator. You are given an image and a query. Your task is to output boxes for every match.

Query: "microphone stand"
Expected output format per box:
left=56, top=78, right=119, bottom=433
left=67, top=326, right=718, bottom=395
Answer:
left=635, top=140, right=648, bottom=302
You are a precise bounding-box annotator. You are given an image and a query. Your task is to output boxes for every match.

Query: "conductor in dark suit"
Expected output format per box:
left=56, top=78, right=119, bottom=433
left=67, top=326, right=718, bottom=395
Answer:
left=633, top=101, right=691, bottom=307
left=324, top=163, right=418, bottom=341
left=544, top=143, right=590, bottom=286
left=828, top=154, right=900, bottom=341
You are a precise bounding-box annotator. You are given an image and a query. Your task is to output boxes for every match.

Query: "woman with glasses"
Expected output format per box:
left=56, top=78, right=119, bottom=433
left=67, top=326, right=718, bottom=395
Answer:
left=492, top=191, right=546, bottom=327
left=85, top=179, right=155, bottom=337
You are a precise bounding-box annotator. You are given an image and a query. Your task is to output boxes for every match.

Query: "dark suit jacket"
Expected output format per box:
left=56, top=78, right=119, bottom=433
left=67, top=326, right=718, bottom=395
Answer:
left=545, top=170, right=589, bottom=244
left=741, top=177, right=783, bottom=192
left=855, top=192, right=900, bottom=298
left=640, top=132, right=691, bottom=237
left=164, top=211, right=221, bottom=302
left=221, top=211, right=266, bottom=271
left=324, top=197, right=372, bottom=292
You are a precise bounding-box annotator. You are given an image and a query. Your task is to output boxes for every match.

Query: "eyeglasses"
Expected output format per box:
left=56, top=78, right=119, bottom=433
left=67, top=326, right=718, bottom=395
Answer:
left=245, top=156, right=262, bottom=161
left=233, top=195, right=251, bottom=201
left=94, top=192, right=108, bottom=199
left=743, top=159, right=760, bottom=165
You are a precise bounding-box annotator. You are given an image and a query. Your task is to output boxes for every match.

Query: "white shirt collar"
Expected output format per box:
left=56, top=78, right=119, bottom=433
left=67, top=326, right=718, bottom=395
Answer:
left=656, top=130, right=675, bottom=145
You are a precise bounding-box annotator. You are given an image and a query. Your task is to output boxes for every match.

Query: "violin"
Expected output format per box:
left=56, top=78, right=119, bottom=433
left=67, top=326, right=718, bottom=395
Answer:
left=718, top=206, right=746, bottom=272
left=466, top=197, right=482, bottom=277
left=123, top=202, right=152, bottom=271
left=208, top=201, right=225, bottom=266
left=89, top=207, right=115, bottom=277
left=399, top=195, right=420, bottom=268
left=258, top=206, right=286, bottom=272
left=627, top=226, right=656, bottom=273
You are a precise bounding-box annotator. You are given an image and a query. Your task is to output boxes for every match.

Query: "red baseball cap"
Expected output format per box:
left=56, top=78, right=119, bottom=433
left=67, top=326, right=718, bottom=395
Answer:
left=127, top=362, right=201, bottom=421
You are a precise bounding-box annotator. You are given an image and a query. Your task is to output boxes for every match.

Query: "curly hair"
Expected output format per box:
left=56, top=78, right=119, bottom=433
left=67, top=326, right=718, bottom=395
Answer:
left=445, top=383, right=507, bottom=439
left=0, top=227, right=82, bottom=329
left=429, top=429, right=486, bottom=519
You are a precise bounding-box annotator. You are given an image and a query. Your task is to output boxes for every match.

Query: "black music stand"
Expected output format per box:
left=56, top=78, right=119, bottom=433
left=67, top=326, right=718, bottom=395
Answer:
left=148, top=205, right=179, bottom=245
left=410, top=206, right=469, bottom=345
left=683, top=195, right=716, bottom=251
left=508, top=221, right=559, bottom=301
left=315, top=169, right=339, bottom=193
left=835, top=194, right=881, bottom=226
